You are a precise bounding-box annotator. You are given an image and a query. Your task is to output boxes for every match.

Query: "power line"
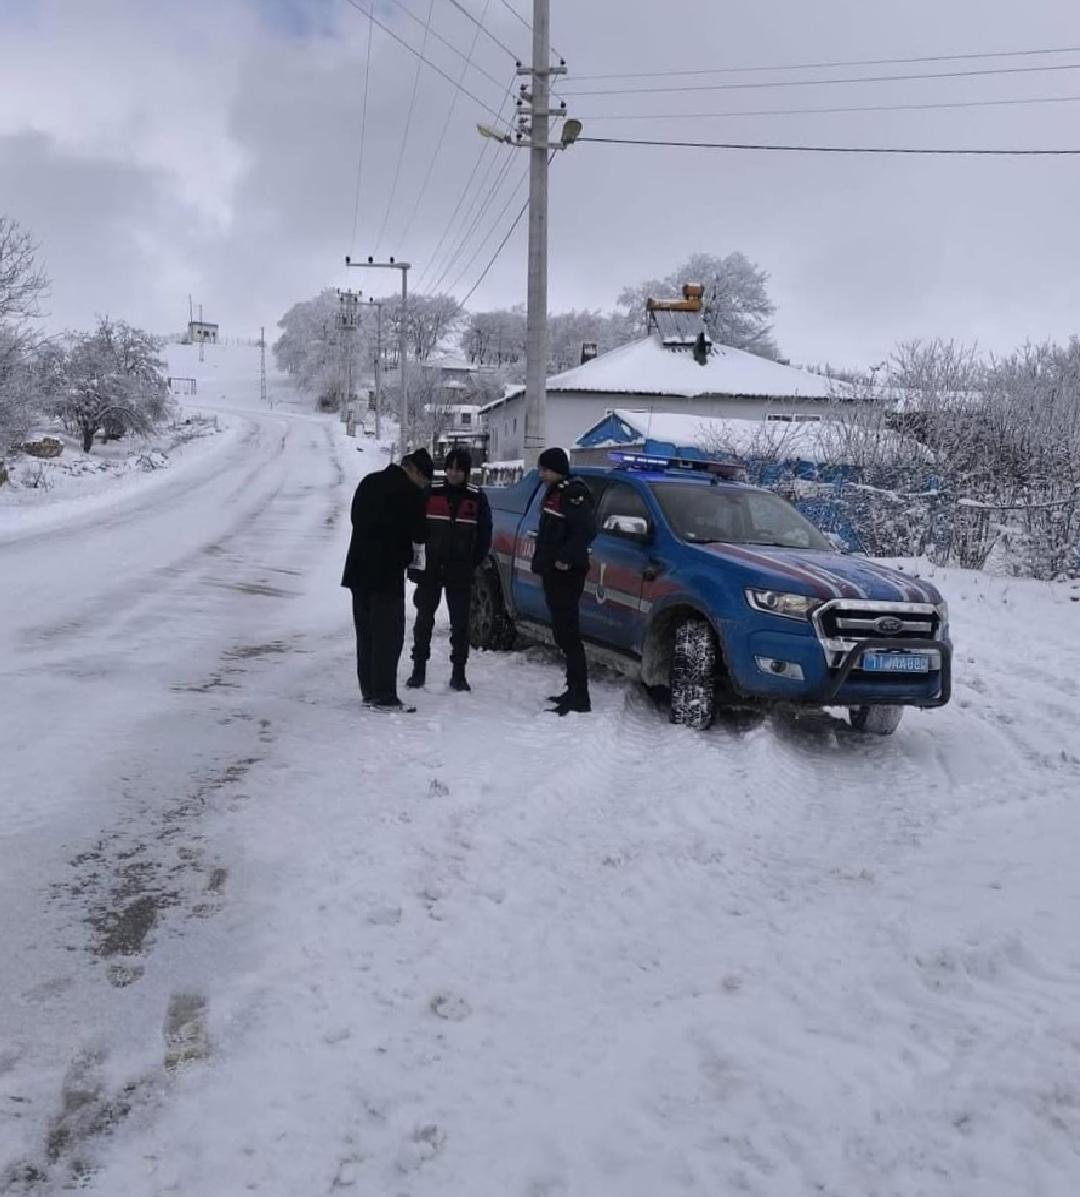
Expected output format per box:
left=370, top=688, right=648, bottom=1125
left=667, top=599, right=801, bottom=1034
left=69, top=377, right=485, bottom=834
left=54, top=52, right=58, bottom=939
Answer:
left=459, top=151, right=556, bottom=305
left=493, top=0, right=561, bottom=63
left=445, top=0, right=521, bottom=61
left=571, top=43, right=1080, bottom=82
left=375, top=0, right=436, bottom=255
left=430, top=150, right=520, bottom=291
left=349, top=8, right=375, bottom=252
left=578, top=134, right=1080, bottom=155
left=339, top=0, right=507, bottom=124
left=560, top=60, right=1080, bottom=98
left=461, top=195, right=529, bottom=305
left=448, top=160, right=531, bottom=293
left=415, top=71, right=519, bottom=291
left=576, top=93, right=1080, bottom=123
left=397, top=0, right=494, bottom=250
left=384, top=0, right=506, bottom=92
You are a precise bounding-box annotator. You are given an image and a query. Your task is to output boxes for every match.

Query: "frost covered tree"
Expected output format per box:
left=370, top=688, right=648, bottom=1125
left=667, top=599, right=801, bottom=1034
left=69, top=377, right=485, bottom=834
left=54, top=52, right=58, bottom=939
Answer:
left=0, top=216, right=50, bottom=460
left=274, top=290, right=357, bottom=408
left=380, top=293, right=464, bottom=364
left=57, top=318, right=172, bottom=453
left=617, top=251, right=780, bottom=359
left=461, top=307, right=526, bottom=367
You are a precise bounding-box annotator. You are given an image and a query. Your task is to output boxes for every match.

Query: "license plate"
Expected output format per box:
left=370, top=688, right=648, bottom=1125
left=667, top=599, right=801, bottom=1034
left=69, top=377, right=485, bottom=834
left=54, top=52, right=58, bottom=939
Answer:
left=861, top=651, right=930, bottom=674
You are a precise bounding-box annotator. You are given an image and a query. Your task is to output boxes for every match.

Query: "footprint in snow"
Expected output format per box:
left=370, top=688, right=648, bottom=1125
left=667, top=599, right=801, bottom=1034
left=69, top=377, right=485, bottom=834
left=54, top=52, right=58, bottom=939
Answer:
left=430, top=993, right=471, bottom=1022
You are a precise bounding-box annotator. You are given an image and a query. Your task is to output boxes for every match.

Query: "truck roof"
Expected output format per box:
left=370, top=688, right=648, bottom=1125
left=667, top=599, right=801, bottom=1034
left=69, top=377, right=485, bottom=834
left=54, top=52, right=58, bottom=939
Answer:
left=575, top=462, right=757, bottom=494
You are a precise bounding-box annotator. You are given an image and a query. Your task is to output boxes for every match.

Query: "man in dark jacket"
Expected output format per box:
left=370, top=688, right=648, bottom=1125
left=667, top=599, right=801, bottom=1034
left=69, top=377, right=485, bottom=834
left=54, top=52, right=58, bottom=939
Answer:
left=531, top=446, right=597, bottom=715
left=341, top=448, right=432, bottom=711
left=407, top=447, right=492, bottom=693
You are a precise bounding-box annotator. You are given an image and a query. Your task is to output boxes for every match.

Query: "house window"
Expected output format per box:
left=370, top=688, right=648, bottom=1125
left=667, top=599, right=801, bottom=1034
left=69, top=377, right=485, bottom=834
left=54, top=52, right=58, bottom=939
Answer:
left=461, top=412, right=472, bottom=426
left=513, top=417, right=518, bottom=433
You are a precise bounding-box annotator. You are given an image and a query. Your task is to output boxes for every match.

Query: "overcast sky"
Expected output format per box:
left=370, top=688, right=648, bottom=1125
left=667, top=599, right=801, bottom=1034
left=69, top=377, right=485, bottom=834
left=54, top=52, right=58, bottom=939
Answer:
left=2, top=0, right=1078, bottom=366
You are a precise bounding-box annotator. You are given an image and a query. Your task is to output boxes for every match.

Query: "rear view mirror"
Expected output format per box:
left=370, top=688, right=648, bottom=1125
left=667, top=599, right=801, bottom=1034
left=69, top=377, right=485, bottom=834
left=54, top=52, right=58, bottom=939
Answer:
left=603, top=514, right=650, bottom=540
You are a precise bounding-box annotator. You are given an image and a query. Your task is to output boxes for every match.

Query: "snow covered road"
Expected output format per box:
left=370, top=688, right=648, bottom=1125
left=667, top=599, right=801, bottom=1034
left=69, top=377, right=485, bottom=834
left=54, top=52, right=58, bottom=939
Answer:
left=3, top=373, right=1080, bottom=1194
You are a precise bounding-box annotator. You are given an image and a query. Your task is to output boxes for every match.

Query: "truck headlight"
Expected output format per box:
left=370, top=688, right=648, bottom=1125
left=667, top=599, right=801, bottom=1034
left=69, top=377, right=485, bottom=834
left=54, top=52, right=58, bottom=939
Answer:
left=745, top=588, right=821, bottom=621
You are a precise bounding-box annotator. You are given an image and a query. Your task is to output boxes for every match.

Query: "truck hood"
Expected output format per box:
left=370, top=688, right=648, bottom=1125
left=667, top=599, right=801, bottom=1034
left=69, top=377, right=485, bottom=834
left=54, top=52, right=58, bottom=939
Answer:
left=696, top=543, right=942, bottom=603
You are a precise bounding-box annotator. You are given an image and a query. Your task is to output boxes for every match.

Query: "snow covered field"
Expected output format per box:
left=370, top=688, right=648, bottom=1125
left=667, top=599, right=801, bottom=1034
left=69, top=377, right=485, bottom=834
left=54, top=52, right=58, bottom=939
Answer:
left=2, top=346, right=1080, bottom=1195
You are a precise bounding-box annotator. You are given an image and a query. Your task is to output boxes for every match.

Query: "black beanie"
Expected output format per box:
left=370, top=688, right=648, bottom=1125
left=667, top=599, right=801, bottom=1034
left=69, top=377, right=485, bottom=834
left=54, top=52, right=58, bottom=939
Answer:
left=406, top=447, right=434, bottom=480
left=538, top=447, right=570, bottom=476
left=445, top=447, right=473, bottom=474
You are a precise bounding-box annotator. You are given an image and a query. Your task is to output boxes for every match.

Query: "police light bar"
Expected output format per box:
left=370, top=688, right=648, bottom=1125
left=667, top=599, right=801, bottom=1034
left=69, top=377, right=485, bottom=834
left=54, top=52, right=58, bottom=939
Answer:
left=608, top=451, right=748, bottom=481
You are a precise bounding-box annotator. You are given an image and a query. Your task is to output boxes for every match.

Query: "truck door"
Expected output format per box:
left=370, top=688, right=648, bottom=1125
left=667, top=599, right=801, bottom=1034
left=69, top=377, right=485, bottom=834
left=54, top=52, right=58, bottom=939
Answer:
left=580, top=481, right=651, bottom=653
left=509, top=482, right=549, bottom=623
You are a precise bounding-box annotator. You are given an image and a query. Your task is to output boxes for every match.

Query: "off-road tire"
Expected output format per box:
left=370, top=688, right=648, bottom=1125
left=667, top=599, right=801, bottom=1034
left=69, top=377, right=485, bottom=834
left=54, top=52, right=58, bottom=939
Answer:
left=848, top=704, right=904, bottom=735
left=469, top=568, right=516, bottom=651
left=670, top=616, right=718, bottom=730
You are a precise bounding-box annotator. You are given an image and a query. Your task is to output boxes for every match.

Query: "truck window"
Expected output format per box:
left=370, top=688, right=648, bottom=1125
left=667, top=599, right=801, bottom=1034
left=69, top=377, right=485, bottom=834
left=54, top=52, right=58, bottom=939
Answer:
left=650, top=483, right=829, bottom=550
left=596, top=482, right=650, bottom=530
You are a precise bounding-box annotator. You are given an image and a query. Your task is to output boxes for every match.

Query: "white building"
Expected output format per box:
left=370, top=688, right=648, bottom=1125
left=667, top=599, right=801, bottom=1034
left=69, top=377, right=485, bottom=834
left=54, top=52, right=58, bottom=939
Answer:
left=481, top=333, right=849, bottom=462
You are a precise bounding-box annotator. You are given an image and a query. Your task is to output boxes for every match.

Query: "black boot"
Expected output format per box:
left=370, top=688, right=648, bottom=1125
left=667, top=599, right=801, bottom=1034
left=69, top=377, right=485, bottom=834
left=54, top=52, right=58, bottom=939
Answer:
left=546, top=690, right=570, bottom=706
left=406, top=662, right=426, bottom=690
left=553, top=690, right=591, bottom=716
left=449, top=665, right=471, bottom=692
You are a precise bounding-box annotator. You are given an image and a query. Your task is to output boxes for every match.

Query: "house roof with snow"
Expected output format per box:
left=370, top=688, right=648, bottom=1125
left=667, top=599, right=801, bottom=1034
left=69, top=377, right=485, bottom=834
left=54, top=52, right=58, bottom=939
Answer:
left=481, top=335, right=848, bottom=413
left=574, top=409, right=929, bottom=467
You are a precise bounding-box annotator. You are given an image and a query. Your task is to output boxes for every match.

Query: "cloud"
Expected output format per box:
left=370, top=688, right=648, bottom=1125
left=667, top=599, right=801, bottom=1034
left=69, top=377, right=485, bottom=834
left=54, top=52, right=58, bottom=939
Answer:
left=1, top=0, right=1078, bottom=364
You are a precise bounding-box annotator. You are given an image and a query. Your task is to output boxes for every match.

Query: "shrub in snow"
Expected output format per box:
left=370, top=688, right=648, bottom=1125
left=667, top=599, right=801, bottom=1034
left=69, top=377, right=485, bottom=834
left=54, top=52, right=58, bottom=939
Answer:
left=54, top=318, right=174, bottom=453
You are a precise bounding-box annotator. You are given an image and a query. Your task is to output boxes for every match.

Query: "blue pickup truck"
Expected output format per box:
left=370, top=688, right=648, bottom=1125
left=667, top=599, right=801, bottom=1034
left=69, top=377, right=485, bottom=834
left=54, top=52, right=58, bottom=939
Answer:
left=469, top=453, right=951, bottom=734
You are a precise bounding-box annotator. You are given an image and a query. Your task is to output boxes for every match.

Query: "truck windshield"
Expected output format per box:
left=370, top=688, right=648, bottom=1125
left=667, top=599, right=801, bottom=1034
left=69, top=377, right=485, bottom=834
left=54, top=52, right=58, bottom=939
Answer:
left=649, top=483, right=831, bottom=550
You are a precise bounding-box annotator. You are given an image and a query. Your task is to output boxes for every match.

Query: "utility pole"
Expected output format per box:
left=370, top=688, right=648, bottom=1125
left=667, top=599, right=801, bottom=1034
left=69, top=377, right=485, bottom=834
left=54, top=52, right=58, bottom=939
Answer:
left=478, top=15, right=577, bottom=468
left=519, top=4, right=568, bottom=467
left=259, top=326, right=269, bottom=408
left=338, top=290, right=361, bottom=432
left=346, top=256, right=409, bottom=457
left=368, top=298, right=385, bottom=442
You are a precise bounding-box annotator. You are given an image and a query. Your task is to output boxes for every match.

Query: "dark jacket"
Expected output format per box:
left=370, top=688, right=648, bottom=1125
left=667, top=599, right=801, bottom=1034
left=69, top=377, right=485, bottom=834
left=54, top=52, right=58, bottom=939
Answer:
left=341, top=463, right=426, bottom=591
left=411, top=482, right=492, bottom=585
left=531, top=476, right=596, bottom=576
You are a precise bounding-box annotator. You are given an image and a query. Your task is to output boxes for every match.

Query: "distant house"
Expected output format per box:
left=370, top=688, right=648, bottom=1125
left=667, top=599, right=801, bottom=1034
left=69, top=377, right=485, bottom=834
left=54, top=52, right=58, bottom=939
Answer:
left=572, top=409, right=926, bottom=469
left=186, top=320, right=219, bottom=344
left=423, top=403, right=489, bottom=467
left=481, top=285, right=849, bottom=461
left=420, top=354, right=497, bottom=406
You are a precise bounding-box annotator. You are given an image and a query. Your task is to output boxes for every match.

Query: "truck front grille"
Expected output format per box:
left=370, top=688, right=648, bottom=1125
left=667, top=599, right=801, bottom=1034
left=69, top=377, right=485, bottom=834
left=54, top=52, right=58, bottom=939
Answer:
left=812, top=600, right=942, bottom=668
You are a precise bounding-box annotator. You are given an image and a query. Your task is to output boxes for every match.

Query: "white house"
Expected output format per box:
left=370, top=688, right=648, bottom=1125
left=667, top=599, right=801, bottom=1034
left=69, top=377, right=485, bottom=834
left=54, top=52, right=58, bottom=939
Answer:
left=481, top=332, right=849, bottom=462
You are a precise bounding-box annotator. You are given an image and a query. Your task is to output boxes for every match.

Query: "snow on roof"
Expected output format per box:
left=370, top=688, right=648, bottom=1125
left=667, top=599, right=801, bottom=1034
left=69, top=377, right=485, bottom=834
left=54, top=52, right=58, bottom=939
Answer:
left=489, top=335, right=848, bottom=411
left=579, top=409, right=929, bottom=466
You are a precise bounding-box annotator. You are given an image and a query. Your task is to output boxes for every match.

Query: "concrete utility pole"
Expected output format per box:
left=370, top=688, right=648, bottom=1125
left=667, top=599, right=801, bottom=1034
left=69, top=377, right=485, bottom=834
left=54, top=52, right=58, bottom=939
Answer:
left=338, top=290, right=361, bottom=431
left=259, top=326, right=269, bottom=408
left=368, top=298, right=385, bottom=442
left=346, top=256, right=410, bottom=458
left=478, top=7, right=576, bottom=467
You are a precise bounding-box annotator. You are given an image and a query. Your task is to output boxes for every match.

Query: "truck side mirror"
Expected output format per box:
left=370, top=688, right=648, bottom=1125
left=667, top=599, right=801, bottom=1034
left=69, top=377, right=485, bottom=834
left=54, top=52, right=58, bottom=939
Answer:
left=603, top=514, right=650, bottom=541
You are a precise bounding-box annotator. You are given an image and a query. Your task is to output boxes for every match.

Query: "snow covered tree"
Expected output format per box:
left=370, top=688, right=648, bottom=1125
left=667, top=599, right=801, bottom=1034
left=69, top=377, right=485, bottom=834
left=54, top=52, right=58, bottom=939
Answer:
left=0, top=216, right=50, bottom=460
left=461, top=307, right=526, bottom=367
left=57, top=318, right=172, bottom=453
left=617, top=251, right=780, bottom=359
left=380, top=292, right=464, bottom=364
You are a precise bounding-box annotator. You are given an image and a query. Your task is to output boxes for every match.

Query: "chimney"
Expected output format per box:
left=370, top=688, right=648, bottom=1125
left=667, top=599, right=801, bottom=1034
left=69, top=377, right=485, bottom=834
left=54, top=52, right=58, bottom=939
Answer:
left=580, top=341, right=598, bottom=365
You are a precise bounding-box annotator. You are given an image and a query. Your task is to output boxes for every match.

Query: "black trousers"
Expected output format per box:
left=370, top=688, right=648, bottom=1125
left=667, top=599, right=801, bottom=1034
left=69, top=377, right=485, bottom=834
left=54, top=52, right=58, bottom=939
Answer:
left=351, top=579, right=405, bottom=703
left=412, top=573, right=471, bottom=668
left=542, top=569, right=588, bottom=696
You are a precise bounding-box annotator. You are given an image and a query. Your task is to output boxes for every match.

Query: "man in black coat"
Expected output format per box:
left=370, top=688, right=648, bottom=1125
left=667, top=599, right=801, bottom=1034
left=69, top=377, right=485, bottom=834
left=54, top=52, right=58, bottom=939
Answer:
left=341, top=448, right=432, bottom=711
left=531, top=446, right=597, bottom=715
left=406, top=447, right=492, bottom=693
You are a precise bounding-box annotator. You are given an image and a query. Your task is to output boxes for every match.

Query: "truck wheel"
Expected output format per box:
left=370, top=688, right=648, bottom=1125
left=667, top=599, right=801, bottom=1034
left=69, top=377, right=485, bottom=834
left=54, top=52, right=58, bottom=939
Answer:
left=470, top=568, right=516, bottom=651
left=848, top=705, right=904, bottom=735
left=670, top=616, right=717, bottom=730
